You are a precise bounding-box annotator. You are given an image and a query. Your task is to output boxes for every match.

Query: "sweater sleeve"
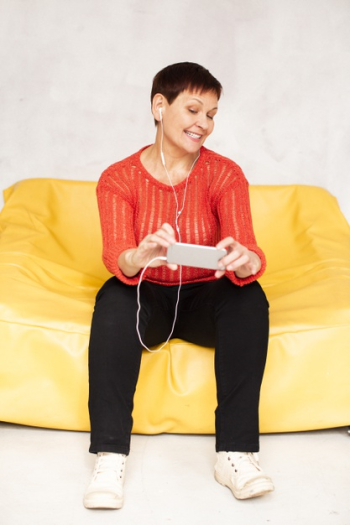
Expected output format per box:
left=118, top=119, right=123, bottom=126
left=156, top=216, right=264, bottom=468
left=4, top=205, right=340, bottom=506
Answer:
left=96, top=168, right=140, bottom=285
left=213, top=162, right=266, bottom=286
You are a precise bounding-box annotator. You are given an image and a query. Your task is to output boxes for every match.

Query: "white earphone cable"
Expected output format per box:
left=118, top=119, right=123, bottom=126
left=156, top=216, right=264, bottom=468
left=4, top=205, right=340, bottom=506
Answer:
left=136, top=256, right=182, bottom=353
left=136, top=111, right=199, bottom=353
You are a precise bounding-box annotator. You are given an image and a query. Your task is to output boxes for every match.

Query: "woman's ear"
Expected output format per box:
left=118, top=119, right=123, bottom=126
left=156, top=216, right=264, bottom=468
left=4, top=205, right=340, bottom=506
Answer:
left=152, top=93, right=166, bottom=124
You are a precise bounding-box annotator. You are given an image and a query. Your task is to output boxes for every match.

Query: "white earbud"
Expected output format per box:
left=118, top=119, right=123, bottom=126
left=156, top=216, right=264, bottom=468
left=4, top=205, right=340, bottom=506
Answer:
left=159, top=107, right=163, bottom=120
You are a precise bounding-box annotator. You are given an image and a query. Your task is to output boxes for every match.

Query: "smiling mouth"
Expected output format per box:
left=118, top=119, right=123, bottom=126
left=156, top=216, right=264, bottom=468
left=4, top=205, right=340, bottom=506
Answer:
left=185, top=131, right=202, bottom=140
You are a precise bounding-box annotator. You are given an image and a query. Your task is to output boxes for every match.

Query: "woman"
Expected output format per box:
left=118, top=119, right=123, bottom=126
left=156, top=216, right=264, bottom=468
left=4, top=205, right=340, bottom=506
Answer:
left=83, top=62, right=274, bottom=509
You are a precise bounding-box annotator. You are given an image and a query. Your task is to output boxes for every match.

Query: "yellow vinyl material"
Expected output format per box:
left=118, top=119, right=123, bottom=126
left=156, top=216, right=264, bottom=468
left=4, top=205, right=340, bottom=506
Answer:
left=1, top=179, right=350, bottom=433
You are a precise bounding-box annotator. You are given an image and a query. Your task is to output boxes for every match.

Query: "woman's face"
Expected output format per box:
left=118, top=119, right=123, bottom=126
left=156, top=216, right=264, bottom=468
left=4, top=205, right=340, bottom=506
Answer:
left=160, top=89, right=218, bottom=155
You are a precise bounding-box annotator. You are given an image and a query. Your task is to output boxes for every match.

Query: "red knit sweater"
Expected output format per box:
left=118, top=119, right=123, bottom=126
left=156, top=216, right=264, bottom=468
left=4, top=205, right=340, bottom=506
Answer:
left=97, top=146, right=266, bottom=286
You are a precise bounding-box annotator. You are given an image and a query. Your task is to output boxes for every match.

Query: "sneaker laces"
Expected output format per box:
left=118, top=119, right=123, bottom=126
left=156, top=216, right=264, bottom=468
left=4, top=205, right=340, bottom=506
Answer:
left=92, top=453, right=126, bottom=486
left=229, top=452, right=261, bottom=470
left=226, top=452, right=266, bottom=489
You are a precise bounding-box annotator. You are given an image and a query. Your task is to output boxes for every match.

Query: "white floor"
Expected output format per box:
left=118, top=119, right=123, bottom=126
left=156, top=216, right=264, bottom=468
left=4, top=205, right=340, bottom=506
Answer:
left=1, top=422, right=349, bottom=525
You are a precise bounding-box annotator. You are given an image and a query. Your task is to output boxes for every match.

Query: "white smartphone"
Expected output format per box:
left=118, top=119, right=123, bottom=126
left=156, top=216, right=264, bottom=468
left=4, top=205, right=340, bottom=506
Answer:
left=167, top=242, right=227, bottom=270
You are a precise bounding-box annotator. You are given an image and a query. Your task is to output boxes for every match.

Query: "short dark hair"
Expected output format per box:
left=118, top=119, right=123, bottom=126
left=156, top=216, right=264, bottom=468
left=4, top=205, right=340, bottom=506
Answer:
left=151, top=62, right=223, bottom=105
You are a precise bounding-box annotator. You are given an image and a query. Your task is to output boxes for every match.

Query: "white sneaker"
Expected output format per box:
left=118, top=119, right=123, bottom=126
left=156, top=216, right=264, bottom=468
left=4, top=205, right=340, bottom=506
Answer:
left=83, top=452, right=127, bottom=509
left=214, top=451, right=274, bottom=500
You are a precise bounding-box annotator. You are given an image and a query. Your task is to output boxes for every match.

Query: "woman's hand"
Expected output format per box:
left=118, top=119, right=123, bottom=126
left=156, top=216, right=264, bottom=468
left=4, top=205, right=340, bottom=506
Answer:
left=214, top=236, right=261, bottom=279
left=118, top=223, right=178, bottom=277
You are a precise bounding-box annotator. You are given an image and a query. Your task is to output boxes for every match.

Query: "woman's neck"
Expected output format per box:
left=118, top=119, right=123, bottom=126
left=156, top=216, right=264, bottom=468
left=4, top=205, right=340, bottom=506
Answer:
left=140, top=143, right=200, bottom=186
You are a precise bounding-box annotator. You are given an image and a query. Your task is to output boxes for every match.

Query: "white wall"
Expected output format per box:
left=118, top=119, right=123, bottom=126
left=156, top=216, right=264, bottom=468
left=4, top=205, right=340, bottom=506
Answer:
left=1, top=0, right=350, bottom=222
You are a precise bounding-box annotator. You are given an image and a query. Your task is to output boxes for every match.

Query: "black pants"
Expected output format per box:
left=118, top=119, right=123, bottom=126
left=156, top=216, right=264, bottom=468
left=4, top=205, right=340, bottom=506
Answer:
left=88, top=276, right=269, bottom=455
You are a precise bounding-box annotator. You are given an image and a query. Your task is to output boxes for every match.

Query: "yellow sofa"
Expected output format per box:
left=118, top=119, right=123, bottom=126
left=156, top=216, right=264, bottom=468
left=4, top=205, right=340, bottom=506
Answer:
left=1, top=178, right=350, bottom=434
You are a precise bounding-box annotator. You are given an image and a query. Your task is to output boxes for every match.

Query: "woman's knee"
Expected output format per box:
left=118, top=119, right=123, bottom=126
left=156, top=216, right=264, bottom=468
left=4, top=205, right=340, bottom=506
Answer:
left=90, top=278, right=140, bottom=332
left=239, top=281, right=269, bottom=311
left=212, top=278, right=269, bottom=313
left=95, top=277, right=137, bottom=308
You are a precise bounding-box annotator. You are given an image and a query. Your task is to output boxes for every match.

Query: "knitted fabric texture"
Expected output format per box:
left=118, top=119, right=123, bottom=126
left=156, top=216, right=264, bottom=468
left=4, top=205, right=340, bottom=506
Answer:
left=96, top=146, right=266, bottom=287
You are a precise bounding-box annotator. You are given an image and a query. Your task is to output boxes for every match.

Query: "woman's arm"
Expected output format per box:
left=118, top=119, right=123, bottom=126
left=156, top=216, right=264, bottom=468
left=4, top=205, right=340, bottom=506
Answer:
left=117, top=223, right=177, bottom=278
left=214, top=237, right=262, bottom=279
left=214, top=166, right=266, bottom=285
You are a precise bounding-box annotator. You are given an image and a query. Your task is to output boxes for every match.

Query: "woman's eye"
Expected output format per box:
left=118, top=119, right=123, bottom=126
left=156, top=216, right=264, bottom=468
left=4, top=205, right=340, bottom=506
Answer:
left=188, top=108, right=215, bottom=120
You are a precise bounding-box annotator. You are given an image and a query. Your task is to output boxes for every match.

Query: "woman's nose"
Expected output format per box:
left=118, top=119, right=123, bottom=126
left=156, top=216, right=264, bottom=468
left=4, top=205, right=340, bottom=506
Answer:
left=196, top=113, right=209, bottom=130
